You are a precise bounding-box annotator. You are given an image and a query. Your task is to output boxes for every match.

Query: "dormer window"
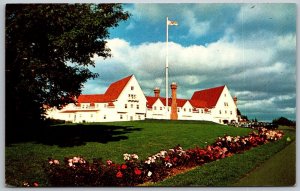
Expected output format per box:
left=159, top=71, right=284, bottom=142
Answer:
left=131, top=86, right=134, bottom=90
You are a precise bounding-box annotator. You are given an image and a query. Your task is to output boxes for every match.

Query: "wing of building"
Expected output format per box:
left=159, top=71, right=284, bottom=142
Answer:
left=46, top=75, right=147, bottom=123
left=46, top=75, right=239, bottom=124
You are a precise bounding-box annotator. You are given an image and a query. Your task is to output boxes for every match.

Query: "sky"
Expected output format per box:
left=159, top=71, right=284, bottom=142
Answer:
left=82, top=3, right=296, bottom=122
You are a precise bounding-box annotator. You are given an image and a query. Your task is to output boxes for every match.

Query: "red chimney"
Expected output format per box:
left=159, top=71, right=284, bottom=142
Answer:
left=154, top=87, right=160, bottom=97
left=170, top=82, right=178, bottom=120
left=233, top=96, right=237, bottom=106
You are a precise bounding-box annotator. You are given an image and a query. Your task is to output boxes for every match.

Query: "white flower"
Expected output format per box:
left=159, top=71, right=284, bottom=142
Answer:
left=147, top=171, right=152, bottom=177
left=132, top=154, right=139, bottom=159
left=123, top=153, right=130, bottom=161
left=145, top=160, right=151, bottom=164
left=165, top=162, right=172, bottom=168
left=160, top=151, right=167, bottom=156
left=226, top=136, right=232, bottom=142
left=68, top=162, right=73, bottom=167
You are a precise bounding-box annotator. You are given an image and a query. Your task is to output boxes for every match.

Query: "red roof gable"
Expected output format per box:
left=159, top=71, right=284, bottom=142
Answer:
left=146, top=96, right=189, bottom=108
left=104, top=75, right=133, bottom=101
left=190, top=85, right=225, bottom=108
left=76, top=75, right=133, bottom=104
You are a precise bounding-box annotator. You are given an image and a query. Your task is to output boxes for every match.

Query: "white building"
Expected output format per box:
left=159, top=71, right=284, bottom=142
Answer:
left=46, top=75, right=239, bottom=124
left=46, top=75, right=147, bottom=123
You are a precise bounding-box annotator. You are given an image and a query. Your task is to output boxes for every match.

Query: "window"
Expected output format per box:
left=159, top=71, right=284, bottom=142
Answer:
left=225, top=110, right=227, bottom=114
left=219, top=110, right=222, bottom=114
left=104, top=115, right=106, bottom=119
left=125, top=104, right=127, bottom=109
left=137, top=104, right=139, bottom=109
left=131, top=86, right=134, bottom=90
left=177, top=108, right=180, bottom=112
left=160, top=107, right=162, bottom=110
left=131, top=104, right=133, bottom=108
left=138, top=115, right=141, bottom=120
left=120, top=115, right=123, bottom=119
left=201, top=110, right=204, bottom=113
left=184, top=108, right=186, bottom=112
left=104, top=104, right=107, bottom=108
left=230, top=111, right=232, bottom=115
left=189, top=108, right=191, bottom=112
left=224, top=93, right=226, bottom=97
left=154, top=106, right=157, bottom=110
left=91, top=114, right=93, bottom=118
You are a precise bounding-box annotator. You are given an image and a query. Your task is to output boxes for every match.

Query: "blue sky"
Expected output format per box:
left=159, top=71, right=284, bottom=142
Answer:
left=83, top=3, right=296, bottom=122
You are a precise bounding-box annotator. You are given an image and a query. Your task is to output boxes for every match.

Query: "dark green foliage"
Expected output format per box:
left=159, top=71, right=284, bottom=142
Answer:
left=5, top=4, right=130, bottom=132
left=272, top=117, right=296, bottom=127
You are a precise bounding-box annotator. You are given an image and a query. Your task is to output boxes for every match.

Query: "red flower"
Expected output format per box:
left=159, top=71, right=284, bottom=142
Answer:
left=121, top=164, right=127, bottom=170
left=33, top=182, right=39, bottom=187
left=173, top=157, right=178, bottom=162
left=134, top=168, right=142, bottom=175
left=164, top=156, right=170, bottom=161
left=116, top=171, right=123, bottom=178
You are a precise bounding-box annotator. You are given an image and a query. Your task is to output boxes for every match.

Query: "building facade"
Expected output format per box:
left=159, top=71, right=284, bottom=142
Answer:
left=46, top=75, right=239, bottom=124
left=46, top=75, right=147, bottom=123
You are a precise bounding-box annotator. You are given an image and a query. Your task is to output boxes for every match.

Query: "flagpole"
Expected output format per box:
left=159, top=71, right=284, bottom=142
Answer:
left=166, top=17, right=169, bottom=116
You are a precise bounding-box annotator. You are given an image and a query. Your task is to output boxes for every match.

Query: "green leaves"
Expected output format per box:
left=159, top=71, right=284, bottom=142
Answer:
left=5, top=4, right=130, bottom=128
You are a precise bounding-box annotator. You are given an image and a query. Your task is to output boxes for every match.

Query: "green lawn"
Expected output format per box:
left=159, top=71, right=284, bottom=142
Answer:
left=5, top=120, right=295, bottom=187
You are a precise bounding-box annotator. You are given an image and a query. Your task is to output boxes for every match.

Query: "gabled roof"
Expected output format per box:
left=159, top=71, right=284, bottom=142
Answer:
left=190, top=85, right=225, bottom=108
left=77, top=75, right=133, bottom=104
left=146, top=96, right=189, bottom=108
left=104, top=75, right=133, bottom=101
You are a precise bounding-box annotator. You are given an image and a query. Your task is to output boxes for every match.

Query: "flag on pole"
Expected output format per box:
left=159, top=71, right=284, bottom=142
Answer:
left=167, top=20, right=178, bottom=26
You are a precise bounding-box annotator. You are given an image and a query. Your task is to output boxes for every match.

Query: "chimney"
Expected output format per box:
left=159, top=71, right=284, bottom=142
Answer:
left=154, top=87, right=160, bottom=97
left=233, top=96, right=237, bottom=106
left=170, top=82, right=178, bottom=120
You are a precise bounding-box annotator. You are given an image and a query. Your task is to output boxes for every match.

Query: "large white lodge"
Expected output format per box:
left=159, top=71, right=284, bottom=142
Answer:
left=46, top=75, right=240, bottom=124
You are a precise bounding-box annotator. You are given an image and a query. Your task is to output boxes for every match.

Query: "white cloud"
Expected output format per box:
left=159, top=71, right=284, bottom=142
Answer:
left=182, top=9, right=210, bottom=38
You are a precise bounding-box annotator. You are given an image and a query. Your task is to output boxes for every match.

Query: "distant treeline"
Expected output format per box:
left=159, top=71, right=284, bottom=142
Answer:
left=272, top=117, right=296, bottom=127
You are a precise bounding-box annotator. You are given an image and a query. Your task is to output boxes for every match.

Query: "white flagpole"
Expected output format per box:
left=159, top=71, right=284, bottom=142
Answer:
left=166, top=17, right=169, bottom=115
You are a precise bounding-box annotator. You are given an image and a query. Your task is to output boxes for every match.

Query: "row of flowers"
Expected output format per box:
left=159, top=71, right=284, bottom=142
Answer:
left=44, top=128, right=284, bottom=186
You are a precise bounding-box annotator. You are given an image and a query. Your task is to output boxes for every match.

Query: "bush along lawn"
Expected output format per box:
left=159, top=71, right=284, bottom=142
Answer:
left=152, top=126, right=295, bottom=187
left=41, top=128, right=284, bottom=187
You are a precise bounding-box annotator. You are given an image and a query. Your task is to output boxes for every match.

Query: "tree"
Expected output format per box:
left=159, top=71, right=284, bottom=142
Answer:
left=5, top=4, right=130, bottom=130
left=272, top=117, right=296, bottom=127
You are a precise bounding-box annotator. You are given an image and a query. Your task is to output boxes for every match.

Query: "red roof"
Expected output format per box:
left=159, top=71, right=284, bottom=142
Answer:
left=77, top=94, right=108, bottom=103
left=190, top=85, right=225, bottom=108
left=76, top=75, right=133, bottom=104
left=104, top=75, right=133, bottom=101
left=146, top=96, right=189, bottom=108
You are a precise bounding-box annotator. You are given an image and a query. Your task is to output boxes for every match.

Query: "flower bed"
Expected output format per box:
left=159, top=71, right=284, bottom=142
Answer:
left=44, top=128, right=283, bottom=187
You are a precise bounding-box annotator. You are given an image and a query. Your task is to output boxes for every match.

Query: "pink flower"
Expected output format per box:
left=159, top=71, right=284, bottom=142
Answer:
left=33, top=182, right=39, bottom=187
left=106, top=160, right=113, bottom=166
